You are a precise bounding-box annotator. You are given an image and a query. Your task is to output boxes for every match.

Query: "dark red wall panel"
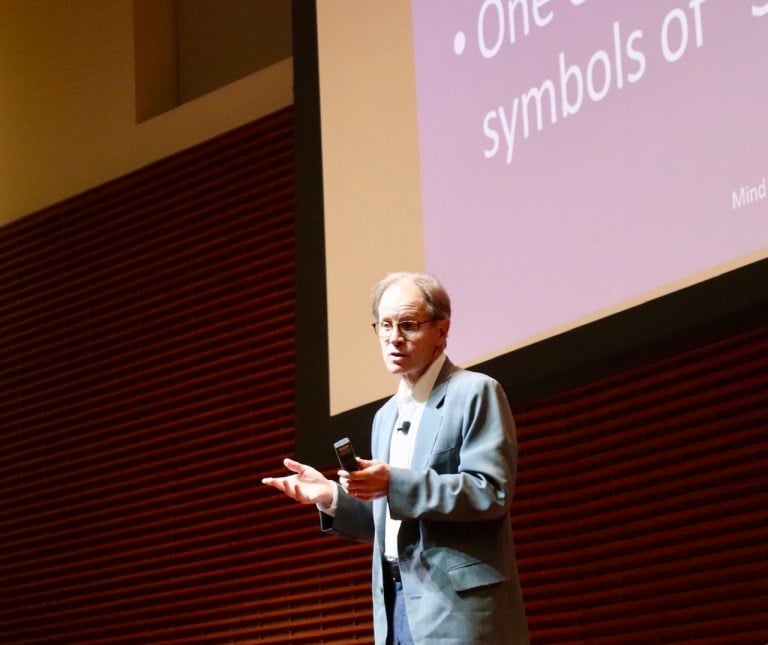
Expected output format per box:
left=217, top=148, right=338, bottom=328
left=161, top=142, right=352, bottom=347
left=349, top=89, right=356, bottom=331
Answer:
left=513, top=321, right=768, bottom=644
left=0, top=107, right=370, bottom=645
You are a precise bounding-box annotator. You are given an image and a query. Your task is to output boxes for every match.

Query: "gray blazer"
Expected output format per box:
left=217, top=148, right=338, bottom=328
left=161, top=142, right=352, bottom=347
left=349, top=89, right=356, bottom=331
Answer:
left=321, top=359, right=529, bottom=644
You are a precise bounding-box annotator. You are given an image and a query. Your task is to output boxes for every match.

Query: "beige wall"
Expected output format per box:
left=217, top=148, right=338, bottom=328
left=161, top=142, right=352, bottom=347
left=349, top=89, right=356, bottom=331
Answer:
left=0, top=0, right=292, bottom=226
left=316, top=1, right=424, bottom=413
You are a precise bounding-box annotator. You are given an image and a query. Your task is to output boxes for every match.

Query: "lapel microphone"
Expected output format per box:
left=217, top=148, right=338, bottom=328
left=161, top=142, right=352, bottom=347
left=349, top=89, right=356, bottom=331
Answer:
left=398, top=421, right=411, bottom=435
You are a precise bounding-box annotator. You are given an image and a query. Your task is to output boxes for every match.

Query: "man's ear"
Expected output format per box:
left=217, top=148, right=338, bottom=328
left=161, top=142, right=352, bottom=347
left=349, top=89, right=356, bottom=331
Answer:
left=438, top=318, right=450, bottom=343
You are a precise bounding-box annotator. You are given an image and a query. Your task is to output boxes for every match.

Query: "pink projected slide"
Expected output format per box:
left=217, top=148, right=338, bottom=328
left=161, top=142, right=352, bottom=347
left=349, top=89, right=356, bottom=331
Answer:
left=411, top=0, right=768, bottom=364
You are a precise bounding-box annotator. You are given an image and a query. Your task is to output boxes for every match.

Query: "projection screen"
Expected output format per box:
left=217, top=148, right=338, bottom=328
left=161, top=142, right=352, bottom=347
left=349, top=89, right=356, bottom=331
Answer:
left=293, top=0, right=768, bottom=462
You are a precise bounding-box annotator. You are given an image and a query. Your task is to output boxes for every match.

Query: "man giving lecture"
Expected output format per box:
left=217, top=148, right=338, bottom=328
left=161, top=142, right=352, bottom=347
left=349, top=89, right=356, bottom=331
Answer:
left=263, top=272, right=529, bottom=644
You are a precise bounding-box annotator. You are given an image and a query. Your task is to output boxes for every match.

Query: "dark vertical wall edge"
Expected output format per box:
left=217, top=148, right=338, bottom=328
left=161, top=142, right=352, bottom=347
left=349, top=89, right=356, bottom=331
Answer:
left=292, top=0, right=334, bottom=464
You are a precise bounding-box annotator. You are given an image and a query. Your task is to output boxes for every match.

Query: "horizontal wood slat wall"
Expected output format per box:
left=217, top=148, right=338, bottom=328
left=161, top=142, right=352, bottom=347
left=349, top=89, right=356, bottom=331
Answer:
left=1, top=103, right=766, bottom=643
left=0, top=107, right=372, bottom=645
left=512, top=317, right=768, bottom=644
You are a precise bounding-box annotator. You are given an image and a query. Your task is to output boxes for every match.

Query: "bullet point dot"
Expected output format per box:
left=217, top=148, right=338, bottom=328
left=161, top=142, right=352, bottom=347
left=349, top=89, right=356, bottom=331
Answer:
left=454, top=31, right=466, bottom=55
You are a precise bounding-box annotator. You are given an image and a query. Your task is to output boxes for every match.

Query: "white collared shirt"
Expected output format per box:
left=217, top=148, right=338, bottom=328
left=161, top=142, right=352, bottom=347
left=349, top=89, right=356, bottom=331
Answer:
left=384, top=353, right=446, bottom=560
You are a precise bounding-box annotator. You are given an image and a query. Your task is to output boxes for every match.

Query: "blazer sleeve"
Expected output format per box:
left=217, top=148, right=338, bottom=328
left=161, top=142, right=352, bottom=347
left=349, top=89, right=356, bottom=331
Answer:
left=319, top=483, right=376, bottom=544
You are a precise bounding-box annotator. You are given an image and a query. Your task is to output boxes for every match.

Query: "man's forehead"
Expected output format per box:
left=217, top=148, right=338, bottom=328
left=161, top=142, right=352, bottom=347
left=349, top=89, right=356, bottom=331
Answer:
left=379, top=280, right=426, bottom=311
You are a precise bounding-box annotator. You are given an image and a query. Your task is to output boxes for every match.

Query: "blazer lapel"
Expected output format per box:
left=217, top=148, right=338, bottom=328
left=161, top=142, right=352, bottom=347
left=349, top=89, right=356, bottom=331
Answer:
left=373, top=398, right=398, bottom=554
left=373, top=398, right=399, bottom=462
left=411, top=359, right=454, bottom=470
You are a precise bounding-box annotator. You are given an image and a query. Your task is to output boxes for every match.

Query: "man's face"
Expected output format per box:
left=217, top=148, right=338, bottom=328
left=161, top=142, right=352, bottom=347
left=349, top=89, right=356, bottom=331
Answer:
left=376, top=279, right=449, bottom=385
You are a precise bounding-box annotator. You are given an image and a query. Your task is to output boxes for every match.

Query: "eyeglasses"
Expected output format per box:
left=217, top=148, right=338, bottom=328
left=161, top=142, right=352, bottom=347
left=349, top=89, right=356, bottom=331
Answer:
left=372, top=319, right=434, bottom=339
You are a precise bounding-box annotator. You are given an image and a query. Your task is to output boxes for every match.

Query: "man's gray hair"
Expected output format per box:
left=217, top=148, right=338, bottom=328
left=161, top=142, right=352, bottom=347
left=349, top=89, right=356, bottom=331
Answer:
left=371, top=272, right=451, bottom=321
